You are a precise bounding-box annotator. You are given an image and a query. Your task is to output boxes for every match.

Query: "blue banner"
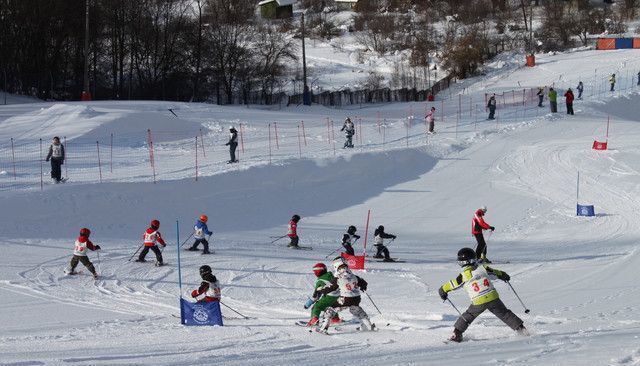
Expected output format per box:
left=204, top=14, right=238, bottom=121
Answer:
left=180, top=298, right=223, bottom=326
left=577, top=204, right=595, bottom=217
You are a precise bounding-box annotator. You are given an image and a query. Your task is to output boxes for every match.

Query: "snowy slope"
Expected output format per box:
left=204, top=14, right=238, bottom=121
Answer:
left=1, top=49, right=640, bottom=366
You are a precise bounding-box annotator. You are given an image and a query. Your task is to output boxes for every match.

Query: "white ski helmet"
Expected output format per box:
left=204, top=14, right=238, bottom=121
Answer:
left=479, top=206, right=487, bottom=213
left=332, top=257, right=347, bottom=273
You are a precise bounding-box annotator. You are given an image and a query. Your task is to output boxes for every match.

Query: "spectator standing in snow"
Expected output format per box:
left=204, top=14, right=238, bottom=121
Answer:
left=610, top=74, right=616, bottom=92
left=45, top=136, right=65, bottom=183
left=564, top=88, right=575, bottom=115
left=536, top=87, right=544, bottom=107
left=548, top=88, right=558, bottom=113
left=576, top=82, right=584, bottom=100
left=637, top=71, right=640, bottom=86
left=487, top=95, right=497, bottom=120
left=225, top=127, right=238, bottom=164
left=340, top=118, right=355, bottom=148
left=425, top=107, right=436, bottom=134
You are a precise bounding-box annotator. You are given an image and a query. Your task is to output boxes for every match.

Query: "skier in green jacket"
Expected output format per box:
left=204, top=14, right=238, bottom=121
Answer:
left=438, top=248, right=528, bottom=342
left=304, top=262, right=341, bottom=326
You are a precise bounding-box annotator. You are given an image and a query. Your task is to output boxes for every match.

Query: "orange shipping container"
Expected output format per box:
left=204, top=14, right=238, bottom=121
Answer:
left=634, top=38, right=640, bottom=49
left=597, top=38, right=616, bottom=50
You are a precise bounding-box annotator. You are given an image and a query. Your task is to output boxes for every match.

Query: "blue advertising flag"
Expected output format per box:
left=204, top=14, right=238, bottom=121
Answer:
left=180, top=298, right=223, bottom=326
left=577, top=204, right=595, bottom=217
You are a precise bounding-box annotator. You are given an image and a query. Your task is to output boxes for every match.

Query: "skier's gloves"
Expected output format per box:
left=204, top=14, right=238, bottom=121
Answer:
left=490, top=226, right=495, bottom=231
left=360, top=283, right=368, bottom=291
left=439, top=288, right=448, bottom=301
left=161, top=244, right=167, bottom=247
left=392, top=235, right=397, bottom=239
left=499, top=273, right=510, bottom=282
left=94, top=245, right=101, bottom=250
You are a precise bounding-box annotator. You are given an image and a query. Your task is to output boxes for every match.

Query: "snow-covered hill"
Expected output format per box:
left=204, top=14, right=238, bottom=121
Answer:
left=1, top=49, right=640, bottom=365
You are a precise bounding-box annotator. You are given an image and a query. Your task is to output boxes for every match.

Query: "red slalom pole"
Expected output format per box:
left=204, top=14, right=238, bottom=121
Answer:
left=606, top=116, right=610, bottom=140
left=331, top=120, right=336, bottom=156
left=239, top=123, right=245, bottom=153
left=363, top=209, right=371, bottom=257
left=63, top=136, right=68, bottom=179
left=326, top=118, right=330, bottom=144
left=358, top=117, right=363, bottom=145
left=195, top=136, right=198, bottom=181
left=199, top=128, right=206, bottom=157
left=297, top=124, right=302, bottom=158
left=39, top=138, right=43, bottom=190
left=268, top=123, right=272, bottom=165
left=441, top=99, right=444, bottom=125
left=274, top=122, right=279, bottom=150
left=301, top=121, right=307, bottom=146
left=96, top=141, right=102, bottom=183
left=110, top=133, right=113, bottom=173
left=10, top=138, right=16, bottom=180
left=147, top=129, right=156, bottom=184
left=405, top=120, right=409, bottom=147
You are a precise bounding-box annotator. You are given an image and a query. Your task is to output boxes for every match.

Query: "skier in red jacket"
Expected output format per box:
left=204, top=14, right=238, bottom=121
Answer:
left=472, top=206, right=494, bottom=263
left=136, top=219, right=166, bottom=266
left=65, top=228, right=101, bottom=279
left=287, top=214, right=301, bottom=248
left=564, top=88, right=574, bottom=115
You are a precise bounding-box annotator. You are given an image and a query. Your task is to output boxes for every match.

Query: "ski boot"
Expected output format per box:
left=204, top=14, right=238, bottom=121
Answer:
left=373, top=254, right=384, bottom=259
left=135, top=258, right=146, bottom=263
left=382, top=257, right=395, bottom=262
left=155, top=261, right=164, bottom=267
left=202, top=250, right=211, bottom=255
left=516, top=325, right=530, bottom=336
left=92, top=273, right=99, bottom=280
left=449, top=329, right=463, bottom=343
left=330, top=316, right=342, bottom=324
left=356, top=317, right=374, bottom=331
left=306, top=317, right=319, bottom=327
left=186, top=246, right=199, bottom=251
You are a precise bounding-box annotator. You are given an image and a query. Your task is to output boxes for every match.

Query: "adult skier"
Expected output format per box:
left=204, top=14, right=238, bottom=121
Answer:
left=341, top=225, right=360, bottom=256
left=191, top=265, right=221, bottom=302
left=425, top=107, right=436, bottom=134
left=340, top=118, right=355, bottom=148
left=610, top=73, right=616, bottom=92
left=438, top=248, right=528, bottom=343
left=487, top=94, right=497, bottom=120
left=536, top=87, right=544, bottom=107
left=373, top=225, right=397, bottom=262
left=287, top=214, right=301, bottom=248
left=45, top=136, right=65, bottom=183
left=136, top=219, right=166, bottom=265
left=576, top=81, right=584, bottom=100
left=564, top=88, right=574, bottom=115
left=548, top=87, right=558, bottom=113
left=472, top=206, right=494, bottom=263
left=225, top=126, right=239, bottom=164
left=314, top=257, right=374, bottom=333
left=187, top=215, right=212, bottom=254
left=65, top=228, right=100, bottom=279
left=304, top=262, right=341, bottom=326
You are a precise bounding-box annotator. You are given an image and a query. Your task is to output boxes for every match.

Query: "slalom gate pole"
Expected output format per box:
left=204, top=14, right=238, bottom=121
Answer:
left=270, top=235, right=287, bottom=244
left=446, top=298, right=462, bottom=315
left=128, top=244, right=144, bottom=261
left=220, top=301, right=250, bottom=319
left=180, top=232, right=194, bottom=248
left=507, top=281, right=530, bottom=313
left=364, top=291, right=383, bottom=315
left=177, top=220, right=183, bottom=298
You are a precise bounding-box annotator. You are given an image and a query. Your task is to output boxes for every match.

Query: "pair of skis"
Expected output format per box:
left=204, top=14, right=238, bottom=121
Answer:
left=270, top=235, right=313, bottom=250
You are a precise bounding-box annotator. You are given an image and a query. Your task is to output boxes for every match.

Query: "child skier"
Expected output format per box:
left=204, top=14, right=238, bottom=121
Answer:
left=65, top=228, right=100, bottom=279
left=340, top=118, right=355, bottom=148
left=188, top=215, right=212, bottom=254
left=373, top=225, right=397, bottom=262
left=487, top=95, right=497, bottom=120
left=287, top=214, right=301, bottom=248
left=425, top=107, right=436, bottom=134
left=536, top=87, right=544, bottom=107
left=136, top=219, right=166, bottom=265
left=438, top=248, right=528, bottom=343
left=191, top=265, right=221, bottom=302
left=304, top=262, right=341, bottom=326
left=314, top=257, right=374, bottom=333
left=576, top=81, right=584, bottom=100
left=472, top=206, right=494, bottom=263
left=341, top=225, right=360, bottom=256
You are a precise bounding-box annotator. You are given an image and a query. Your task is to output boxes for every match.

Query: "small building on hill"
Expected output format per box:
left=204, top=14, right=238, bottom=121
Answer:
left=335, top=0, right=359, bottom=11
left=258, top=0, right=295, bottom=19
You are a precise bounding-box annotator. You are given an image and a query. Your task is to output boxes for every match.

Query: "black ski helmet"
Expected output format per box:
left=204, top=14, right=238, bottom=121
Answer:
left=292, top=214, right=301, bottom=222
left=377, top=225, right=384, bottom=232
left=347, top=225, right=357, bottom=234
left=199, top=265, right=212, bottom=276
left=457, top=248, right=477, bottom=267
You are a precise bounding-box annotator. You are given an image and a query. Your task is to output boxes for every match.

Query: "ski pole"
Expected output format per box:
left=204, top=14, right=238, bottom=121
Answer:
left=507, top=281, right=530, bottom=314
left=324, top=246, right=342, bottom=259
left=127, top=244, right=143, bottom=262
left=220, top=301, right=250, bottom=319
left=96, top=250, right=101, bottom=274
left=179, top=232, right=194, bottom=248
left=364, top=291, right=383, bottom=315
left=270, top=235, right=287, bottom=244
left=446, top=298, right=462, bottom=315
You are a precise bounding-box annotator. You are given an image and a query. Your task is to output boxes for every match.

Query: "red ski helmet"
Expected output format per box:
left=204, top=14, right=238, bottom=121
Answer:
left=312, top=262, right=327, bottom=277
left=199, top=214, right=208, bottom=223
left=150, top=219, right=160, bottom=229
left=79, top=228, right=91, bottom=237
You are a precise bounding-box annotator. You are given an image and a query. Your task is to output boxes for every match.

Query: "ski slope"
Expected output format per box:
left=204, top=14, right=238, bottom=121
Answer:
left=1, top=49, right=640, bottom=366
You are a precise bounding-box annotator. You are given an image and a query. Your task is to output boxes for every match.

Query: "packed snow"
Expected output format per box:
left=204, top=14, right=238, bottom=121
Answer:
left=1, top=49, right=640, bottom=365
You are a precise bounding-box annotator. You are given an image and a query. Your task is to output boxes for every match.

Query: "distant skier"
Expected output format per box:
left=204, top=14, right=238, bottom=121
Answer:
left=439, top=248, right=528, bottom=343
left=341, top=225, right=360, bottom=256
left=191, top=265, right=221, bottom=302
left=536, top=87, right=544, bottom=107
left=373, top=225, right=396, bottom=262
left=45, top=136, right=65, bottom=183
left=487, top=94, right=497, bottom=120
left=340, top=118, right=355, bottom=148
left=287, top=214, right=301, bottom=248
left=313, top=257, right=374, bottom=333
left=576, top=81, right=584, bottom=100
left=187, top=215, right=212, bottom=254
left=136, top=219, right=166, bottom=265
left=425, top=107, right=436, bottom=134
left=472, top=206, right=494, bottom=263
left=564, top=88, right=574, bottom=115
left=304, top=262, right=341, bottom=326
left=637, top=71, right=640, bottom=86
left=225, top=126, right=238, bottom=164
left=548, top=88, right=558, bottom=113
left=65, top=228, right=100, bottom=279
left=610, top=73, right=616, bottom=92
